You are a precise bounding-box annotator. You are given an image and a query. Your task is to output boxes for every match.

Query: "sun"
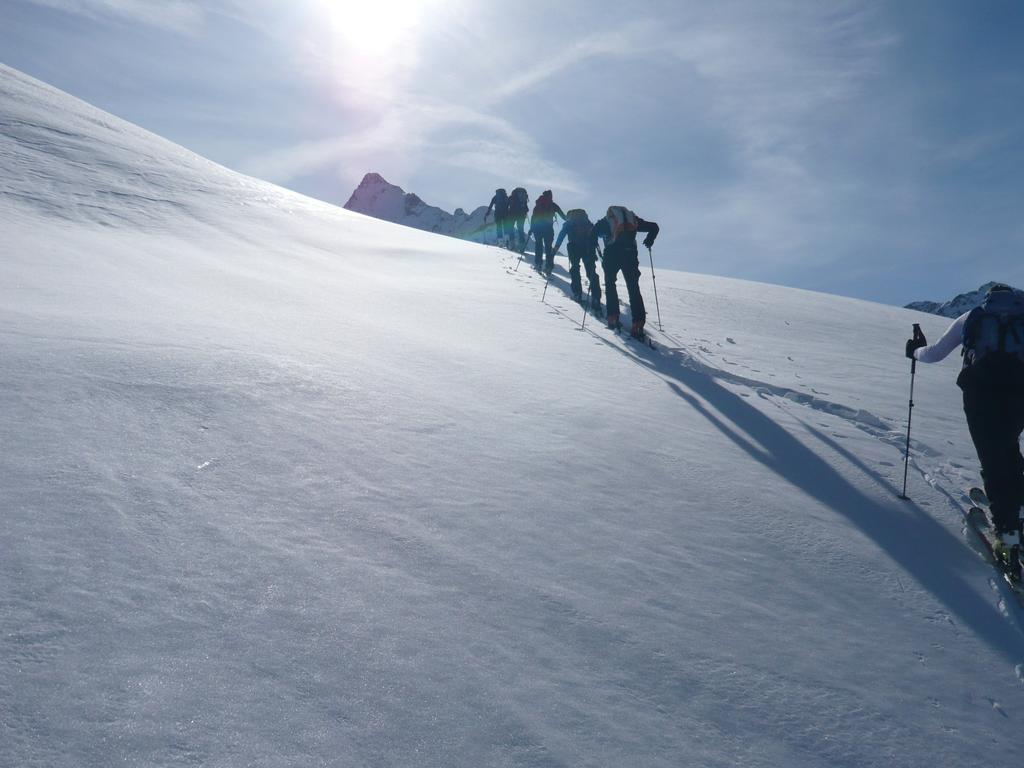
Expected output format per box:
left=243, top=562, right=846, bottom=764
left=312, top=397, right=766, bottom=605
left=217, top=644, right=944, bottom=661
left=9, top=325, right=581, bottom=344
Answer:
left=307, top=0, right=442, bottom=106
left=312, top=0, right=429, bottom=55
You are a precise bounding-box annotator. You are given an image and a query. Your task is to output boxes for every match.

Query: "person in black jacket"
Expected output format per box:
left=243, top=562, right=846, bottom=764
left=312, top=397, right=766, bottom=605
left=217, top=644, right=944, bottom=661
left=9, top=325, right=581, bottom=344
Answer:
left=529, top=190, right=566, bottom=274
left=553, top=209, right=602, bottom=313
left=484, top=188, right=511, bottom=248
left=507, top=187, right=530, bottom=253
left=593, top=206, right=659, bottom=339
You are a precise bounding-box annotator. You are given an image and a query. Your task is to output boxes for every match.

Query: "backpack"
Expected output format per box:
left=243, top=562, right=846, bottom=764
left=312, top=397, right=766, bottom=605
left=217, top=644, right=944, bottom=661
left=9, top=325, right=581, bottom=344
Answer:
left=534, top=192, right=555, bottom=215
left=566, top=208, right=593, bottom=241
left=606, top=206, right=638, bottom=239
left=494, top=188, right=508, bottom=206
left=510, top=187, right=528, bottom=215
left=961, top=286, right=1024, bottom=369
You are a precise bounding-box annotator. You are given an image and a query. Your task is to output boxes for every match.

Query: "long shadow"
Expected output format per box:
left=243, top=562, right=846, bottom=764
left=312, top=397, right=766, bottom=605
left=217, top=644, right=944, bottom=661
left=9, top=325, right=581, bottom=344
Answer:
left=588, top=329, right=1024, bottom=661
left=799, top=420, right=904, bottom=499
left=505, top=251, right=1024, bottom=655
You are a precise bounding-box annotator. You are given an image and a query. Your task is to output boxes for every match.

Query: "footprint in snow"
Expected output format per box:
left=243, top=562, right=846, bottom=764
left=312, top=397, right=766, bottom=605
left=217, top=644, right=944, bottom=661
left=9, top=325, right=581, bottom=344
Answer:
left=988, top=699, right=1009, bottom=718
left=726, top=337, right=736, bottom=344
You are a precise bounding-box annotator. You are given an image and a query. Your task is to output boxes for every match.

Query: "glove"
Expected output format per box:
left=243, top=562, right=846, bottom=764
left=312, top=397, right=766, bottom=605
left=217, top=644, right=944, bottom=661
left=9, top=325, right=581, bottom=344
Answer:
left=905, top=331, right=927, bottom=359
left=642, top=235, right=655, bottom=249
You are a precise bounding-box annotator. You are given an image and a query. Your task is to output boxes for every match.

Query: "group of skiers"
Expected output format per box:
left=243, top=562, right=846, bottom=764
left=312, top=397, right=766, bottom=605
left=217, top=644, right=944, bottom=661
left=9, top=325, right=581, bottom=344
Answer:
left=484, top=188, right=1024, bottom=586
left=485, top=187, right=659, bottom=339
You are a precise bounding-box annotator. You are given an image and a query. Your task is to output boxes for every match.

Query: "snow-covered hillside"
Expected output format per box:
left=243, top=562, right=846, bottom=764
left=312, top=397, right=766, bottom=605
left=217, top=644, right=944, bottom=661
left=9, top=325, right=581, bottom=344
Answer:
left=344, top=171, right=490, bottom=244
left=4, top=63, right=1024, bottom=768
left=905, top=282, right=997, bottom=317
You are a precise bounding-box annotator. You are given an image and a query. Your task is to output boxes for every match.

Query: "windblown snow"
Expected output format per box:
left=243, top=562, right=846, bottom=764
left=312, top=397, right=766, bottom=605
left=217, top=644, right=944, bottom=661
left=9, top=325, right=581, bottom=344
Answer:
left=3, top=63, right=1024, bottom=767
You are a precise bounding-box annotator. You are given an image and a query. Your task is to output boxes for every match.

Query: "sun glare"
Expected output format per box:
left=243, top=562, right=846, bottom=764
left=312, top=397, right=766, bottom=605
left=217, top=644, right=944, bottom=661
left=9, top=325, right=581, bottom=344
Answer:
left=315, top=0, right=426, bottom=54
left=308, top=0, right=441, bottom=105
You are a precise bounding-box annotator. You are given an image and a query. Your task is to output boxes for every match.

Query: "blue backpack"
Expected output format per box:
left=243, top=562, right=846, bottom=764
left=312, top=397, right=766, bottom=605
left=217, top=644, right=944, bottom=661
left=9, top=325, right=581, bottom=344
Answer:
left=962, top=286, right=1024, bottom=368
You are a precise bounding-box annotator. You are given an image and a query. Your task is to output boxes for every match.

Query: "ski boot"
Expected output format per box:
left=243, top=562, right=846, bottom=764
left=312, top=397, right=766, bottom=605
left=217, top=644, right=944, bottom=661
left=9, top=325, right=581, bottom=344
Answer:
left=993, top=530, right=1022, bottom=582
left=607, top=313, right=622, bottom=332
left=630, top=318, right=646, bottom=341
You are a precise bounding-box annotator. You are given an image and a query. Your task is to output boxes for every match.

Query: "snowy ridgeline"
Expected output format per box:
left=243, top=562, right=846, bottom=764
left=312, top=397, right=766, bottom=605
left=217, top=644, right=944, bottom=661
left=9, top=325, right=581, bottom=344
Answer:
left=905, top=282, right=998, bottom=318
left=343, top=172, right=492, bottom=244
left=4, top=63, right=1024, bottom=768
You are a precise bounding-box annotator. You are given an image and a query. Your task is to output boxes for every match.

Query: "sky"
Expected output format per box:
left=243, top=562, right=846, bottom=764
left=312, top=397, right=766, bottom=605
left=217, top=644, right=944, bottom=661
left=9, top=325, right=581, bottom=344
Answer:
left=2, top=0, right=1022, bottom=307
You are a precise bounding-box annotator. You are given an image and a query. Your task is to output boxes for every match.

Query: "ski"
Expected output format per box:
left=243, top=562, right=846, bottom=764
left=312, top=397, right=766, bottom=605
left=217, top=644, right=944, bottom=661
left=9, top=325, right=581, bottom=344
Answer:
left=624, top=329, right=656, bottom=350
left=969, top=486, right=989, bottom=508
left=960, top=489, right=1024, bottom=603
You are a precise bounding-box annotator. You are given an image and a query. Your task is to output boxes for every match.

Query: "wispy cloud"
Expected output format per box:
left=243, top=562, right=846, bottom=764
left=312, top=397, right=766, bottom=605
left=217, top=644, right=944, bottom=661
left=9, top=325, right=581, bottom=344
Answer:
left=489, top=21, right=658, bottom=104
left=638, top=2, right=905, bottom=270
left=26, top=0, right=205, bottom=33
left=240, top=98, right=583, bottom=196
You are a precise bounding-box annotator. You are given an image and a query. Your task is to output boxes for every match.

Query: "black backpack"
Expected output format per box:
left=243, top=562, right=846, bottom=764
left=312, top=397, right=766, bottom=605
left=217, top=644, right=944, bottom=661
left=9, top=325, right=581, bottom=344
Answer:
left=509, top=187, right=528, bottom=215
left=962, top=286, right=1024, bottom=369
left=566, top=208, right=593, bottom=242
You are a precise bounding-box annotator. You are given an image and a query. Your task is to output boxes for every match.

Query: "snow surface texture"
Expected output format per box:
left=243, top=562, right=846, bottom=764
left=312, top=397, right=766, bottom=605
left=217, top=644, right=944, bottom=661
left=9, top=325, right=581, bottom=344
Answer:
left=3, top=63, right=1024, bottom=767
left=344, top=172, right=491, bottom=245
left=905, top=282, right=997, bottom=318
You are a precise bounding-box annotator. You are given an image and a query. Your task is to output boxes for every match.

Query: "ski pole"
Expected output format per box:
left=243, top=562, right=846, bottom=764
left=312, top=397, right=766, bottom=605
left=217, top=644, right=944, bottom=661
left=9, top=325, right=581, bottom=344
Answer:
left=513, top=230, right=528, bottom=272
left=647, top=245, right=663, bottom=331
left=541, top=266, right=552, bottom=302
left=899, top=323, right=923, bottom=500
left=581, top=294, right=590, bottom=330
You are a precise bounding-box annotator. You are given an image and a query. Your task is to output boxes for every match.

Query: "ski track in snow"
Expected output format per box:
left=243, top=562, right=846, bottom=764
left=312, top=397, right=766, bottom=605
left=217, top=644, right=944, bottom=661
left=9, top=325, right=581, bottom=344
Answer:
left=501, top=247, right=1024, bottom=650
left=501, top=249, right=956, bottom=509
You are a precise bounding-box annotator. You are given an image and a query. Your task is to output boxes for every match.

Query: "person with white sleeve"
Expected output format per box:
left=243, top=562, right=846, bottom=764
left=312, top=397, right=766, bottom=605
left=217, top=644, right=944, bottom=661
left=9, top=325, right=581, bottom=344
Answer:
left=907, top=284, right=1024, bottom=577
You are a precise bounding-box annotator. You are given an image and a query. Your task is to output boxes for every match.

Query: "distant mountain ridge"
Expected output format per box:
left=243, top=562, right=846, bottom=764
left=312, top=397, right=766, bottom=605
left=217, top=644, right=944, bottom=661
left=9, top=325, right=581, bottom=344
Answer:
left=905, top=283, right=998, bottom=318
left=343, top=173, right=491, bottom=244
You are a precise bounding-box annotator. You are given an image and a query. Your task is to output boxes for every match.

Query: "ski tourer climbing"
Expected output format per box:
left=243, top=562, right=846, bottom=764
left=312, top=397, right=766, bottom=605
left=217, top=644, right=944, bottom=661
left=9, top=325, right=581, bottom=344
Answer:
left=484, top=188, right=511, bottom=248
left=553, top=208, right=602, bottom=313
left=529, top=190, right=566, bottom=274
left=507, top=187, right=530, bottom=253
left=907, top=283, right=1024, bottom=577
left=593, top=206, right=659, bottom=339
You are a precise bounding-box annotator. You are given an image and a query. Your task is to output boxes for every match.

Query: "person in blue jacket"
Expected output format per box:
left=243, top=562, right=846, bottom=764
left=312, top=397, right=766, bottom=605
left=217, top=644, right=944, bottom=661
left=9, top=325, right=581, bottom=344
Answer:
left=553, top=209, right=602, bottom=314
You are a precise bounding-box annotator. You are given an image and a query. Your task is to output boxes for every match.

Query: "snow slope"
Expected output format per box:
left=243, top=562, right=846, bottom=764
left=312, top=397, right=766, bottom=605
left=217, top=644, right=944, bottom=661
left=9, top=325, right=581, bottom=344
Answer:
left=3, top=63, right=1024, bottom=767
left=344, top=172, right=490, bottom=244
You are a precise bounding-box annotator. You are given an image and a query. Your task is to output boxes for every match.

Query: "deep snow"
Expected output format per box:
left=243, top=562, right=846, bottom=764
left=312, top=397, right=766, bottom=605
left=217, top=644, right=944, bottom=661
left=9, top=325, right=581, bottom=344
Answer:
left=3, top=63, right=1024, bottom=767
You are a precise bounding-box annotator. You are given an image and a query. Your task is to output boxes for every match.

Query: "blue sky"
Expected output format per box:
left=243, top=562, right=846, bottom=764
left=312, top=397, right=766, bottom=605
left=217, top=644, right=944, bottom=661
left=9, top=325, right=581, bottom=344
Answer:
left=2, top=0, right=1022, bottom=306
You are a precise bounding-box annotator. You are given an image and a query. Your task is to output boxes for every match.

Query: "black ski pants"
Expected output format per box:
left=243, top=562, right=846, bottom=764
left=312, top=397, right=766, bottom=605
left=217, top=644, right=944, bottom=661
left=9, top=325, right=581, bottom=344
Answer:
left=494, top=212, right=510, bottom=244
left=568, top=243, right=601, bottom=303
left=532, top=223, right=554, bottom=271
left=962, top=374, right=1024, bottom=534
left=510, top=215, right=527, bottom=252
left=603, top=246, right=645, bottom=325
